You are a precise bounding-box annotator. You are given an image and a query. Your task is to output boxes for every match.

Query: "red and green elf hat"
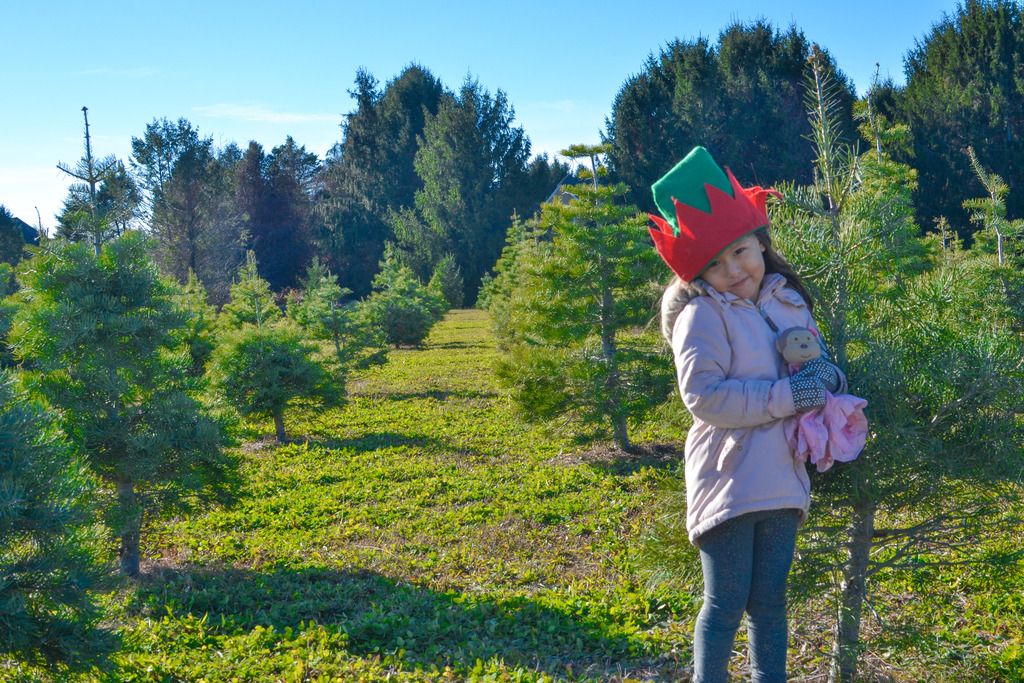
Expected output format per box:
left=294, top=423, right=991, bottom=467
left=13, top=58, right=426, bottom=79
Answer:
left=648, top=146, right=781, bottom=282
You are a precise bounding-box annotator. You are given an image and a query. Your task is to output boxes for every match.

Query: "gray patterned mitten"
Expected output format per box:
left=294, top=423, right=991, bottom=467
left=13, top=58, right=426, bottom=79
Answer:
left=791, top=357, right=841, bottom=393
left=790, top=375, right=827, bottom=413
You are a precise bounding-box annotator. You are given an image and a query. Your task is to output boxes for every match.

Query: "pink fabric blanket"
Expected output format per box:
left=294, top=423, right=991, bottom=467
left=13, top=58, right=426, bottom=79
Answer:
left=785, top=393, right=868, bottom=473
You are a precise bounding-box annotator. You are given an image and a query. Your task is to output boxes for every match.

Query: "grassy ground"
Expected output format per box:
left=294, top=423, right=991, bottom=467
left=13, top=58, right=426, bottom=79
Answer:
left=14, top=309, right=1022, bottom=681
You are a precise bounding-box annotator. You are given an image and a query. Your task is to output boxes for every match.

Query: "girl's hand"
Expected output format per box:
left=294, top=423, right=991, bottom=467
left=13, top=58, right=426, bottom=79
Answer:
left=792, top=358, right=841, bottom=393
left=790, top=375, right=827, bottom=412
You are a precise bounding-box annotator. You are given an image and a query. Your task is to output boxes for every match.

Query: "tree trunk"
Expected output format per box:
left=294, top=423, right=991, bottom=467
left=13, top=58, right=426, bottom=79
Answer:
left=274, top=410, right=287, bottom=443
left=829, top=498, right=875, bottom=683
left=598, top=279, right=632, bottom=453
left=118, top=479, right=142, bottom=578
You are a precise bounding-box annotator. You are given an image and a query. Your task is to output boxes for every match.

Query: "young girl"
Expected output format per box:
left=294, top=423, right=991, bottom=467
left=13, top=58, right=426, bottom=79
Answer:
left=648, top=147, right=844, bottom=683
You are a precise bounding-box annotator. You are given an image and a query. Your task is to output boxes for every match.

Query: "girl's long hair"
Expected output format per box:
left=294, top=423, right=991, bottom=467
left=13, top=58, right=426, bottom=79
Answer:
left=660, top=228, right=814, bottom=345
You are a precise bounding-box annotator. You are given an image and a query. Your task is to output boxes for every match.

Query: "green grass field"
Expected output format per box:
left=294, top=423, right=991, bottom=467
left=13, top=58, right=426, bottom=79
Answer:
left=37, top=310, right=1022, bottom=681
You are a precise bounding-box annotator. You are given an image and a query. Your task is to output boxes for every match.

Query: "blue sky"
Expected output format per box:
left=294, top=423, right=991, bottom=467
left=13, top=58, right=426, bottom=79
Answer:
left=2, top=0, right=962, bottom=231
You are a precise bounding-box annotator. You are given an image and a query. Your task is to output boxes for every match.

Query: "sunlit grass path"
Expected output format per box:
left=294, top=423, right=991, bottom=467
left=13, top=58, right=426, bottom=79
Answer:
left=112, top=309, right=691, bottom=682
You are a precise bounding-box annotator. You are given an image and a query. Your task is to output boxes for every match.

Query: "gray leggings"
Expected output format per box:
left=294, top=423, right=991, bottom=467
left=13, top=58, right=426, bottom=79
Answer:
left=693, top=509, right=799, bottom=683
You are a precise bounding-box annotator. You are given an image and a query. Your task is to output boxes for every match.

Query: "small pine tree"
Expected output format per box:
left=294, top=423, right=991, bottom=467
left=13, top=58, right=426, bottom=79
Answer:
left=0, top=205, right=28, bottom=265
left=480, top=211, right=544, bottom=347
left=0, top=372, right=106, bottom=671
left=362, top=246, right=445, bottom=347
left=173, top=270, right=217, bottom=376
left=208, top=322, right=337, bottom=443
left=427, top=253, right=464, bottom=309
left=493, top=181, right=672, bottom=452
left=9, top=233, right=233, bottom=577
left=211, top=258, right=340, bottom=442
left=287, top=259, right=388, bottom=378
left=963, top=146, right=1024, bottom=268
left=218, top=251, right=283, bottom=330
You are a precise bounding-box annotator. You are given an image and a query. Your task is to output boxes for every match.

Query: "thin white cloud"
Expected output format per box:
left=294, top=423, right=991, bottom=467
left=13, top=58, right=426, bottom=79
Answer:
left=77, top=67, right=160, bottom=78
left=529, top=99, right=583, bottom=114
left=194, top=103, right=338, bottom=124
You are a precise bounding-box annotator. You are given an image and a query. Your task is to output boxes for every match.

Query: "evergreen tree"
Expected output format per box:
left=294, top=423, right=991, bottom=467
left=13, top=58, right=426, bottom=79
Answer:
left=770, top=54, right=1021, bottom=681
left=477, top=211, right=538, bottom=339
left=318, top=66, right=446, bottom=296
left=244, top=137, right=319, bottom=291
left=56, top=108, right=117, bottom=254
left=361, top=247, right=445, bottom=347
left=963, top=146, right=1024, bottom=266
left=409, top=78, right=532, bottom=303
left=0, top=263, right=18, bottom=369
left=96, top=159, right=143, bottom=237
left=287, top=260, right=388, bottom=383
left=492, top=182, right=673, bottom=452
left=901, top=0, right=1024, bottom=232
left=605, top=21, right=856, bottom=210
left=0, top=373, right=106, bottom=671
left=209, top=323, right=336, bottom=444
left=644, top=53, right=1024, bottom=682
left=218, top=251, right=283, bottom=330
left=0, top=205, right=26, bottom=265
left=9, top=233, right=233, bottom=577
left=427, top=253, right=465, bottom=309
left=57, top=157, right=141, bottom=245
left=233, top=141, right=270, bottom=253
left=130, top=118, right=245, bottom=303
left=210, top=259, right=338, bottom=443
left=173, top=271, right=218, bottom=377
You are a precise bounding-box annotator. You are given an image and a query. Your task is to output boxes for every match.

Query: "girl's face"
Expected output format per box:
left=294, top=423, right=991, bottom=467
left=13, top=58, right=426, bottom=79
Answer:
left=700, top=233, right=766, bottom=301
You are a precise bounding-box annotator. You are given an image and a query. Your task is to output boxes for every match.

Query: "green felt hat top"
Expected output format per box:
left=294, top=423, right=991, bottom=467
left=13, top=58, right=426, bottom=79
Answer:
left=651, top=146, right=733, bottom=233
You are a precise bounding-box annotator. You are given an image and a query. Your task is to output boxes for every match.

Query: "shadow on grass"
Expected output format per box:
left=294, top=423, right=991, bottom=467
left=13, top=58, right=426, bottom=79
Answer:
left=425, top=341, right=492, bottom=351
left=128, top=565, right=659, bottom=678
left=362, top=389, right=499, bottom=403
left=308, top=431, right=449, bottom=453
left=564, top=443, right=683, bottom=476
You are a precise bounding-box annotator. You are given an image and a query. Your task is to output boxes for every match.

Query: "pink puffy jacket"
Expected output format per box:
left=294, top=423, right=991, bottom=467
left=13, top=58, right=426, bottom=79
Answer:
left=672, top=273, right=841, bottom=544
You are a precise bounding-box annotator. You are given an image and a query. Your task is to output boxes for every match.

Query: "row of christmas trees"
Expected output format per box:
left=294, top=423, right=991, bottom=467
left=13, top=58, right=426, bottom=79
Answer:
left=0, top=234, right=460, bottom=672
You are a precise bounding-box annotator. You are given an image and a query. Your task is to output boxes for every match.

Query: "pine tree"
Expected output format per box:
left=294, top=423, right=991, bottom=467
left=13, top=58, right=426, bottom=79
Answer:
left=235, top=137, right=319, bottom=291
left=0, top=205, right=28, bottom=265
left=478, top=212, right=540, bottom=343
left=427, top=253, right=465, bottom=309
left=0, top=263, right=16, bottom=369
left=963, top=146, right=1024, bottom=267
left=218, top=251, right=283, bottom=330
left=288, top=259, right=388, bottom=379
left=493, top=181, right=673, bottom=452
left=0, top=372, right=106, bottom=671
left=318, top=66, right=446, bottom=296
left=604, top=21, right=857, bottom=210
left=776, top=51, right=1024, bottom=682
left=361, top=247, right=445, bottom=347
left=211, top=256, right=340, bottom=443
left=173, top=270, right=217, bottom=376
left=641, top=50, right=1024, bottom=682
left=56, top=107, right=118, bottom=254
left=130, top=118, right=245, bottom=303
left=208, top=323, right=336, bottom=443
left=9, top=233, right=233, bottom=577
left=410, top=78, right=532, bottom=303
left=901, top=0, right=1024, bottom=232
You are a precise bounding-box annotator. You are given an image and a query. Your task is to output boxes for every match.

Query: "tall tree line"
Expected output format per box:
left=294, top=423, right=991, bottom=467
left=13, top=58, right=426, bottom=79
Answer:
left=319, top=66, right=566, bottom=302
left=880, top=0, right=1024, bottom=234
left=40, top=2, right=1024, bottom=303
left=604, top=20, right=858, bottom=211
